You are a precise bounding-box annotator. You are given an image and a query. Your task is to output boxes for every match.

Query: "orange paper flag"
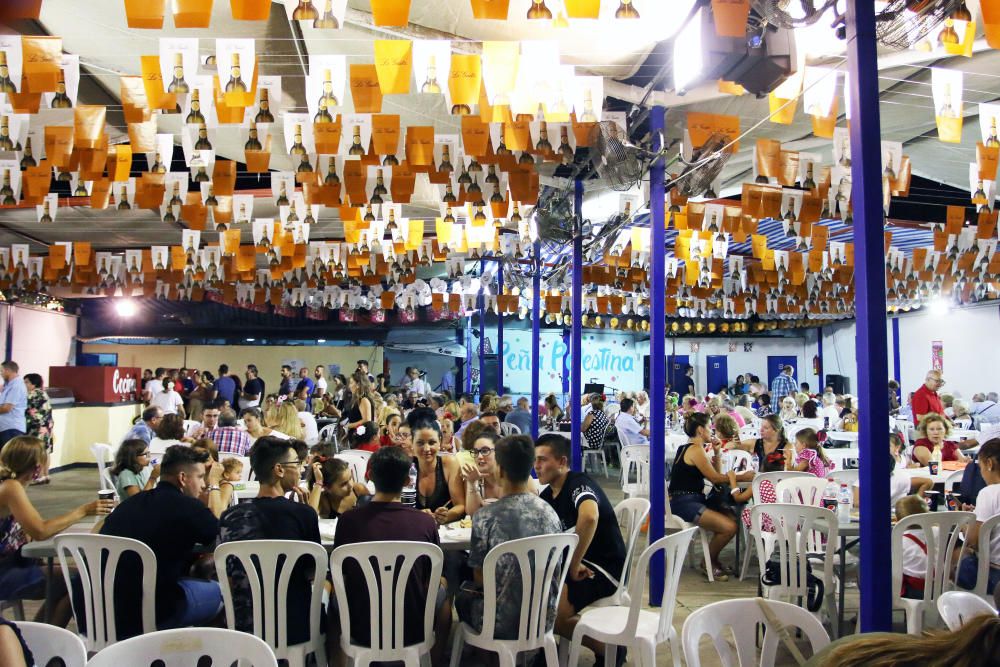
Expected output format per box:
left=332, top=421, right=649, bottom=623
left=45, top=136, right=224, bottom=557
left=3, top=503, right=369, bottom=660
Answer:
left=350, top=64, right=383, bottom=113
left=373, top=40, right=412, bottom=94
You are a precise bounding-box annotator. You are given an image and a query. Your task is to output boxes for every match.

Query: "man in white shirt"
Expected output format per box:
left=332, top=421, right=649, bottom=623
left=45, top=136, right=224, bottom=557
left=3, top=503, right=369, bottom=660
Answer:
left=185, top=403, right=221, bottom=439
left=614, top=398, right=648, bottom=446
left=150, top=378, right=186, bottom=417
left=144, top=367, right=167, bottom=402
left=313, top=365, right=328, bottom=399
left=402, top=367, right=430, bottom=397
left=820, top=393, right=841, bottom=429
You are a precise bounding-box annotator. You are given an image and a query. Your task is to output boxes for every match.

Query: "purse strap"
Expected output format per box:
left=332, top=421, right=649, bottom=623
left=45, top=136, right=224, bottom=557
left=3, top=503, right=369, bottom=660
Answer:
left=755, top=598, right=808, bottom=666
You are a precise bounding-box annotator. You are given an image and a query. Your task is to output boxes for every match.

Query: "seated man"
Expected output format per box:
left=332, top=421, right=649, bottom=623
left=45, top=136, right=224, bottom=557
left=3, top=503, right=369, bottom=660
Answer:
left=534, top=433, right=626, bottom=665
left=121, top=406, right=162, bottom=445
left=614, top=398, right=649, bottom=445
left=185, top=401, right=222, bottom=439
left=100, top=445, right=225, bottom=637
left=456, top=435, right=562, bottom=640
left=206, top=409, right=254, bottom=457
left=218, top=436, right=319, bottom=647
left=331, top=446, right=451, bottom=663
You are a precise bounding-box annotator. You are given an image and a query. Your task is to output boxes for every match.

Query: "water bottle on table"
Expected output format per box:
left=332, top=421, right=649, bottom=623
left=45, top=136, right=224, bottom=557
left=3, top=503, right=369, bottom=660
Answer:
left=837, top=482, right=852, bottom=521
left=402, top=461, right=417, bottom=507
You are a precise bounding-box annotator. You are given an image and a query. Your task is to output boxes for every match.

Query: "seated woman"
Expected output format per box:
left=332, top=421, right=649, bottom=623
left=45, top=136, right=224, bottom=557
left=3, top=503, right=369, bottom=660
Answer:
left=148, top=413, right=186, bottom=455
left=270, top=403, right=305, bottom=441
left=958, top=438, right=1000, bottom=595
left=111, top=438, right=160, bottom=498
left=911, top=413, right=977, bottom=465
left=543, top=394, right=564, bottom=427
left=669, top=413, right=754, bottom=581
left=778, top=396, right=799, bottom=422
left=952, top=399, right=974, bottom=430
left=739, top=414, right=791, bottom=472
left=409, top=408, right=466, bottom=525
left=890, top=432, right=933, bottom=497
left=461, top=431, right=540, bottom=515
left=438, top=416, right=458, bottom=454
left=242, top=407, right=285, bottom=443
left=348, top=421, right=380, bottom=453
left=0, top=436, right=113, bottom=625
left=581, top=396, right=610, bottom=451
left=307, top=457, right=369, bottom=519
left=794, top=400, right=826, bottom=432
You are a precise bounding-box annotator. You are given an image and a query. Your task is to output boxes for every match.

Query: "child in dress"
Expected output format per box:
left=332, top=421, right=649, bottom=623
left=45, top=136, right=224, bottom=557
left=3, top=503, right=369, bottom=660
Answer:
left=221, top=457, right=243, bottom=483
left=788, top=428, right=835, bottom=478
left=896, top=494, right=930, bottom=599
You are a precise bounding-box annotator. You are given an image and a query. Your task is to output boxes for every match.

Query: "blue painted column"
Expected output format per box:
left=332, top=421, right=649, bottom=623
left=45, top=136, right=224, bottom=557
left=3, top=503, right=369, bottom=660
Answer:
left=570, top=179, right=584, bottom=472
left=846, top=0, right=892, bottom=633
left=648, top=105, right=667, bottom=605
left=531, top=240, right=542, bottom=439
left=892, top=317, right=901, bottom=392
left=465, top=316, right=473, bottom=393
left=816, top=327, right=824, bottom=390
left=497, top=262, right=504, bottom=394
left=478, top=258, right=486, bottom=399
left=561, top=329, right=570, bottom=400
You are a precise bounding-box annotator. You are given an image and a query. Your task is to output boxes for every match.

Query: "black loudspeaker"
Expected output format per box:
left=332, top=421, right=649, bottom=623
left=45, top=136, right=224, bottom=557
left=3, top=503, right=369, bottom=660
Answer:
left=480, top=354, right=499, bottom=394
left=825, top=374, right=849, bottom=395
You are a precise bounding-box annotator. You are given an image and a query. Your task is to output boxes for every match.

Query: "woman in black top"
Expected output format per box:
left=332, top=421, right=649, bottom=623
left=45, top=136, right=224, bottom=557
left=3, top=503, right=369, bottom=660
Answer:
left=669, top=413, right=755, bottom=581
left=408, top=408, right=465, bottom=524
left=344, top=371, right=376, bottom=431
left=742, top=414, right=789, bottom=472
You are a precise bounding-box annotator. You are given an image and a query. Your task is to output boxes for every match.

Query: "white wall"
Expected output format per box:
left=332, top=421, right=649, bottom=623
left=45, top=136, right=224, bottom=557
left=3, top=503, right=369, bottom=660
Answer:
left=9, top=305, right=78, bottom=382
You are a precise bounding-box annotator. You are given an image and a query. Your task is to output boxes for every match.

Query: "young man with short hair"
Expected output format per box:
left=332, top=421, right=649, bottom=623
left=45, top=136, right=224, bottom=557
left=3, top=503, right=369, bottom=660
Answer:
left=534, top=434, right=626, bottom=664
left=313, top=365, right=328, bottom=399
left=218, top=436, right=318, bottom=646
left=295, top=367, right=315, bottom=409
left=457, top=435, right=562, bottom=640
left=331, top=445, right=450, bottom=663
left=278, top=364, right=294, bottom=399
left=504, top=397, right=533, bottom=435
left=185, top=400, right=222, bottom=439
left=477, top=411, right=501, bottom=435
left=100, top=445, right=225, bottom=637
left=206, top=409, right=254, bottom=456
left=213, top=364, right=237, bottom=407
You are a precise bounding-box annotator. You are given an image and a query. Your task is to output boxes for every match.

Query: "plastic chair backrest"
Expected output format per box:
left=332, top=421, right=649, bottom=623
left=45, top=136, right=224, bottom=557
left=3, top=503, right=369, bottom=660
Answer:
left=54, top=534, right=157, bottom=652
left=91, top=443, right=115, bottom=493
left=476, top=534, right=577, bottom=647
left=962, top=514, right=1000, bottom=600
left=500, top=422, right=521, bottom=435
left=329, top=540, right=443, bottom=661
left=943, top=469, right=965, bottom=493
left=84, top=628, right=278, bottom=667
left=612, top=498, right=651, bottom=601
left=214, top=539, right=327, bottom=659
left=828, top=469, right=859, bottom=487
left=891, top=511, right=976, bottom=608
left=234, top=455, right=253, bottom=482
left=722, top=449, right=752, bottom=474
left=937, top=591, right=998, bottom=631
left=621, top=445, right=650, bottom=495
left=318, top=422, right=338, bottom=445
left=774, top=477, right=828, bottom=507
left=16, top=621, right=88, bottom=667
left=738, top=425, right=759, bottom=441
left=621, top=528, right=697, bottom=641
left=682, top=597, right=830, bottom=667
left=751, top=471, right=813, bottom=504
left=751, top=504, right=837, bottom=603
left=337, top=449, right=372, bottom=486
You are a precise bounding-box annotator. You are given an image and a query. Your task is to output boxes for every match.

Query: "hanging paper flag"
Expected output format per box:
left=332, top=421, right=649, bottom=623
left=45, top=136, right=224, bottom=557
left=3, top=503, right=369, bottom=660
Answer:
left=41, top=54, right=79, bottom=110
left=124, top=0, right=166, bottom=27
left=969, top=162, right=995, bottom=208
left=373, top=40, right=413, bottom=95
left=711, top=0, right=750, bottom=38
left=510, top=41, right=559, bottom=116
left=978, top=103, right=1000, bottom=177
left=173, top=0, right=214, bottom=28
left=565, top=0, right=599, bottom=19
left=158, top=38, right=199, bottom=96
left=542, top=65, right=574, bottom=123
left=230, top=0, right=272, bottom=20
left=469, top=0, right=510, bottom=19
left=340, top=113, right=372, bottom=156
left=448, top=54, right=481, bottom=116
left=0, top=36, right=23, bottom=97
left=369, top=0, right=411, bottom=26
left=481, top=41, right=519, bottom=107
left=931, top=67, right=963, bottom=143
left=686, top=112, right=739, bottom=150
left=349, top=64, right=383, bottom=113
left=412, top=40, right=450, bottom=98
left=306, top=55, right=346, bottom=124
left=216, top=39, right=256, bottom=107
left=571, top=75, right=603, bottom=123
left=35, top=193, right=57, bottom=223
left=935, top=12, right=976, bottom=57
left=21, top=36, right=62, bottom=93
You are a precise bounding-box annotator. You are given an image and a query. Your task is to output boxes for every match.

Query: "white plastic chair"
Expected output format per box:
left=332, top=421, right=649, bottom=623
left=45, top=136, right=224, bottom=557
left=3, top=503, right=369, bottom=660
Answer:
left=85, top=627, right=278, bottom=667
left=828, top=469, right=859, bottom=487
left=739, top=471, right=814, bottom=581
left=738, top=424, right=759, bottom=442
left=330, top=540, right=444, bottom=667
left=318, top=422, right=339, bottom=450
left=450, top=533, right=577, bottom=667
left=937, top=591, right=998, bottom=630
left=774, top=477, right=828, bottom=507
left=590, top=498, right=651, bottom=609
left=16, top=621, right=88, bottom=667
left=583, top=447, right=609, bottom=478
left=957, top=514, right=1000, bottom=601
left=681, top=598, right=830, bottom=667
left=751, top=504, right=839, bottom=636
left=91, top=443, right=115, bottom=495
left=722, top=449, right=752, bottom=474
left=620, top=445, right=650, bottom=498
left=892, top=511, right=976, bottom=634
left=500, top=422, right=521, bottom=436
left=54, top=534, right=157, bottom=652
left=943, top=469, right=965, bottom=493
left=337, top=449, right=372, bottom=487
left=214, top=540, right=327, bottom=667
left=568, top=528, right=698, bottom=667
left=664, top=496, right=715, bottom=583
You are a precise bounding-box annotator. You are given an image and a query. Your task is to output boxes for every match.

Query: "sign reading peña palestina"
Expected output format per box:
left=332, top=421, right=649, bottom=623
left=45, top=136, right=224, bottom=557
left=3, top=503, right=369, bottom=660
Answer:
left=486, top=330, right=642, bottom=395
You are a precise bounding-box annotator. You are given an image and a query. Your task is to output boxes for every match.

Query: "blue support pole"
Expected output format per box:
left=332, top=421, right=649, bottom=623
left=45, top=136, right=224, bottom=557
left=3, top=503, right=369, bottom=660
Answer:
left=892, top=317, right=901, bottom=392
left=531, top=240, right=542, bottom=440
left=648, top=105, right=667, bottom=605
left=478, top=258, right=485, bottom=399
left=465, top=316, right=473, bottom=393
left=497, top=262, right=504, bottom=394
left=816, top=327, right=824, bottom=390
left=846, top=0, right=892, bottom=633
left=561, top=329, right=570, bottom=400
left=570, top=179, right=584, bottom=472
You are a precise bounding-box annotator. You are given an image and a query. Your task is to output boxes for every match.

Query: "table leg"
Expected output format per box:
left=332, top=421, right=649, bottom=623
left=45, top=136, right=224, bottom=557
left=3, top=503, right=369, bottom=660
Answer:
left=44, top=556, right=54, bottom=624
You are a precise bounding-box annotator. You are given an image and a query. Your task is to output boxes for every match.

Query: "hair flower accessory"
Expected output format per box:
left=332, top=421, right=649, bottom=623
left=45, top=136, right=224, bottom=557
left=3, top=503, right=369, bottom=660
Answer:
left=356, top=425, right=366, bottom=436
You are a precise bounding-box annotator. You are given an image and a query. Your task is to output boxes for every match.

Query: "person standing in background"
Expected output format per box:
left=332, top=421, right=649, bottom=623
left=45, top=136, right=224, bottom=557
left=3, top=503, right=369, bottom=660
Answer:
left=912, top=370, right=946, bottom=423
left=278, top=365, right=293, bottom=399
left=213, top=364, right=237, bottom=408
left=770, top=365, right=798, bottom=402
left=313, top=365, right=328, bottom=399
left=239, top=365, right=265, bottom=410
left=0, top=362, right=28, bottom=446
left=23, top=373, right=53, bottom=485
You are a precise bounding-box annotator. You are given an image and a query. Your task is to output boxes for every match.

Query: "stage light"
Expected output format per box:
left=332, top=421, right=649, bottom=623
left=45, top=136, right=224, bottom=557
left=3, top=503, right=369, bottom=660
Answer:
left=928, top=298, right=949, bottom=316
left=317, top=339, right=326, bottom=343
left=246, top=337, right=256, bottom=342
left=115, top=299, right=137, bottom=317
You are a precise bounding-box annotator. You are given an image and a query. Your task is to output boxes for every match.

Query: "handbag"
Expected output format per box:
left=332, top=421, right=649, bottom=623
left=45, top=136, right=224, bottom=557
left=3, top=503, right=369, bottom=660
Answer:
left=705, top=483, right=739, bottom=516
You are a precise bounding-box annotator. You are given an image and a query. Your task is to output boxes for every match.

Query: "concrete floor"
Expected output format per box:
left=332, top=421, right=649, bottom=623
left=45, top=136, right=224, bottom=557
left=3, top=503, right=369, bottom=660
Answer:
left=22, top=466, right=856, bottom=665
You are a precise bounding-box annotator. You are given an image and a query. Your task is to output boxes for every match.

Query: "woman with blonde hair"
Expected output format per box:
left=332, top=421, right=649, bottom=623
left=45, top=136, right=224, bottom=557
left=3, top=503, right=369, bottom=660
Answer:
left=0, top=436, right=113, bottom=624
left=779, top=396, right=799, bottom=421
left=911, top=412, right=978, bottom=465
left=344, top=371, right=378, bottom=432
left=270, top=402, right=305, bottom=440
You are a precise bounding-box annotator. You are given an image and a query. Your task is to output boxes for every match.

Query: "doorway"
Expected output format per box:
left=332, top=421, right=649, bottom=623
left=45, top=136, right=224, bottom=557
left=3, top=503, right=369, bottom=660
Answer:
left=706, top=355, right=729, bottom=394
left=767, top=355, right=798, bottom=392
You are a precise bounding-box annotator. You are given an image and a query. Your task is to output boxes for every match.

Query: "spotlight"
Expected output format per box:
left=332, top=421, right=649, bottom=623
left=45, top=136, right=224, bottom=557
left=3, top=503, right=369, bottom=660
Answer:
left=115, top=299, right=137, bottom=317
left=317, top=339, right=326, bottom=343
left=246, top=337, right=256, bottom=342
left=928, top=298, right=949, bottom=317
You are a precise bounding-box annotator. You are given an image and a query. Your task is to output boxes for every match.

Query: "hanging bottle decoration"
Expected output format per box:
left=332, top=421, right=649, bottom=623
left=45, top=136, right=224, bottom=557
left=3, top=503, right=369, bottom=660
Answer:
left=931, top=67, right=964, bottom=143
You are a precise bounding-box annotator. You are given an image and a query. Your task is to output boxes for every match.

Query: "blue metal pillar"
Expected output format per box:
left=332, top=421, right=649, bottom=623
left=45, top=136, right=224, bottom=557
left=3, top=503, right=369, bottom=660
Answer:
left=561, top=329, right=570, bottom=400
left=816, top=327, right=824, bottom=391
left=497, top=262, right=504, bottom=394
left=846, top=0, right=892, bottom=633
left=648, top=105, right=667, bottom=605
left=570, top=179, right=584, bottom=472
left=531, top=240, right=542, bottom=439
left=465, top=316, right=473, bottom=393
left=478, top=258, right=486, bottom=399
left=892, top=317, right=901, bottom=391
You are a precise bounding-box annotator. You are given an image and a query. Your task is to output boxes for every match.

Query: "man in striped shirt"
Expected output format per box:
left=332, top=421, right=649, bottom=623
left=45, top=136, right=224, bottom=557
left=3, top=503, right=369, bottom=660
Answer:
left=206, top=409, right=254, bottom=456
left=770, top=365, right=798, bottom=403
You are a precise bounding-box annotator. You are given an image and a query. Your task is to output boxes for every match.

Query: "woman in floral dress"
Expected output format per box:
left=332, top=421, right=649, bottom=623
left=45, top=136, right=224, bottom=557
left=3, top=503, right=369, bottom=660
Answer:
left=23, top=374, right=53, bottom=485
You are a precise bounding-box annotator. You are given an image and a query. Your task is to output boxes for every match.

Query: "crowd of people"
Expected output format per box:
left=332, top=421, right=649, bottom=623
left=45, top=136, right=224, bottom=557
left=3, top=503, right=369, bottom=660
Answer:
left=1, top=356, right=1000, bottom=665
